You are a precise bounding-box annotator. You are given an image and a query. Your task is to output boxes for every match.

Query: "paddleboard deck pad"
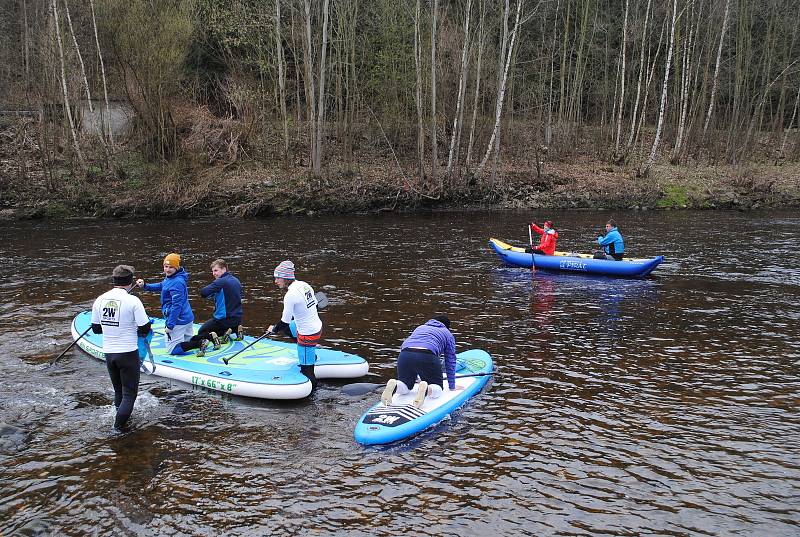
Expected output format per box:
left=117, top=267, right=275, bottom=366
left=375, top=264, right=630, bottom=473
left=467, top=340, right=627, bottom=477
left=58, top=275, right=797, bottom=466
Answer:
left=354, top=349, right=493, bottom=445
left=71, top=311, right=369, bottom=400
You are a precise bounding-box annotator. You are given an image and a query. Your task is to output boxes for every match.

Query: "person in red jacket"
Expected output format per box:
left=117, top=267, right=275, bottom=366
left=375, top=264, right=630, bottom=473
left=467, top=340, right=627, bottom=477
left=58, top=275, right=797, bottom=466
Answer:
left=527, top=220, right=558, bottom=255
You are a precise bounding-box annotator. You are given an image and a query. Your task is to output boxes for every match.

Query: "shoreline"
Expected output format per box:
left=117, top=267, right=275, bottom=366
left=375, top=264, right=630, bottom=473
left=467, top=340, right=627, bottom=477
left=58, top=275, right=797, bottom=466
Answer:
left=3, top=161, right=798, bottom=220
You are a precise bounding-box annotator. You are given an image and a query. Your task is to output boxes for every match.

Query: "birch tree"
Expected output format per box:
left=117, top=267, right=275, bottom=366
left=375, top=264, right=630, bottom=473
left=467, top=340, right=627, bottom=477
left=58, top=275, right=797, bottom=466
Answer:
left=275, top=0, right=289, bottom=161
left=613, top=0, right=630, bottom=158
left=89, top=0, right=112, bottom=144
left=702, top=0, right=730, bottom=139
left=642, top=0, right=678, bottom=176
left=430, top=0, right=439, bottom=186
left=51, top=0, right=84, bottom=165
left=475, top=0, right=523, bottom=177
left=413, top=0, right=425, bottom=182
left=312, top=0, right=330, bottom=178
left=446, top=0, right=473, bottom=177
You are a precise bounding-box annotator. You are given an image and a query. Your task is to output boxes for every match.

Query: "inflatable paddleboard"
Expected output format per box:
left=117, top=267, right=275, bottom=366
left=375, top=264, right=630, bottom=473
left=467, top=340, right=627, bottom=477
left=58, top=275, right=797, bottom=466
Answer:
left=354, top=349, right=493, bottom=445
left=71, top=311, right=369, bottom=400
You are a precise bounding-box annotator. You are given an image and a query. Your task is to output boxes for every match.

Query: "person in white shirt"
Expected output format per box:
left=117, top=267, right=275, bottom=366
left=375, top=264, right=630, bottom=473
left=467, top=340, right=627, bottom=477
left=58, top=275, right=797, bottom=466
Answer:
left=267, top=260, right=322, bottom=391
left=91, top=265, right=152, bottom=430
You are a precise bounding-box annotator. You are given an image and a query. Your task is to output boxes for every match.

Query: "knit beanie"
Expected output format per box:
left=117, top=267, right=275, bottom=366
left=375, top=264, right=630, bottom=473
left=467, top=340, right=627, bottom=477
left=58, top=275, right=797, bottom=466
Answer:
left=274, top=260, right=295, bottom=280
left=112, top=265, right=135, bottom=286
left=163, top=253, right=181, bottom=268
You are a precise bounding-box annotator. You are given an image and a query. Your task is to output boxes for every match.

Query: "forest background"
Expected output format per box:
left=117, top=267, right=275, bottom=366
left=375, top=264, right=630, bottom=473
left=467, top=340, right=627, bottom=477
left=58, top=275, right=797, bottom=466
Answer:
left=1, top=0, right=799, bottom=218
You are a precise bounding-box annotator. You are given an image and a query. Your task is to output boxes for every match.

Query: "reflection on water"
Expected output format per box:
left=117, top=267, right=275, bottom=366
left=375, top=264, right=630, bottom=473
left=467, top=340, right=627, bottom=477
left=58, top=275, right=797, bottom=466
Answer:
left=1, top=210, right=799, bottom=535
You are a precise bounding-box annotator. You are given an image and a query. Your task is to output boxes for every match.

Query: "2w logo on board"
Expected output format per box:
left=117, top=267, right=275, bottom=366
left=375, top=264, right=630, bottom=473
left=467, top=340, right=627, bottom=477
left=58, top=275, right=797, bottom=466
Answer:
left=372, top=414, right=400, bottom=425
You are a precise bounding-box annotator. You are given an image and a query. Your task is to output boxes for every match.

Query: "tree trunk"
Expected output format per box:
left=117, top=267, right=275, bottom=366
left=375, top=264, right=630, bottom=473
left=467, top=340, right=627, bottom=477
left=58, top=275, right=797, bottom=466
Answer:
left=302, top=0, right=317, bottom=169
left=613, top=0, right=630, bottom=157
left=275, top=0, right=289, bottom=162
left=50, top=0, right=83, bottom=165
left=622, top=0, right=652, bottom=160
left=88, top=0, right=112, bottom=144
left=430, top=0, right=439, bottom=187
left=702, top=0, right=730, bottom=139
left=476, top=0, right=523, bottom=176
left=414, top=0, right=425, bottom=182
left=446, top=0, right=473, bottom=177
left=642, top=0, right=678, bottom=176
left=313, top=0, right=330, bottom=178
left=465, top=0, right=486, bottom=170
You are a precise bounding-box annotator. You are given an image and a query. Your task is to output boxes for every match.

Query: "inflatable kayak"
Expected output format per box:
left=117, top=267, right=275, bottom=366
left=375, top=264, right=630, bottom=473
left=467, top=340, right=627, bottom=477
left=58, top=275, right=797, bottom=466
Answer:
left=489, top=238, right=663, bottom=278
left=71, top=311, right=369, bottom=400
left=354, top=349, right=493, bottom=446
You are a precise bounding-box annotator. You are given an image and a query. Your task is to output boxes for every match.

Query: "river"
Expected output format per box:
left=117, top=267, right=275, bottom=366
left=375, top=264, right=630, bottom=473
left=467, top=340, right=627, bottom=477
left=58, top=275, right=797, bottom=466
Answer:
left=1, top=210, right=798, bottom=536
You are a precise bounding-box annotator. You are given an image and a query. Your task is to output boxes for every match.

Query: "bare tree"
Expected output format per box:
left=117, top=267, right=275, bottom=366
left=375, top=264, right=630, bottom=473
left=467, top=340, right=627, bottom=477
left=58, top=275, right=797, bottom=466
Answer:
left=312, top=0, right=330, bottom=178
left=88, top=0, right=112, bottom=144
left=413, top=0, right=425, bottom=182
left=642, top=0, right=678, bottom=176
left=430, top=0, right=439, bottom=187
left=276, top=0, right=289, bottom=162
left=613, top=0, right=630, bottom=158
left=446, top=0, right=473, bottom=178
left=702, top=0, right=730, bottom=139
left=50, top=0, right=84, bottom=165
left=475, top=0, right=523, bottom=177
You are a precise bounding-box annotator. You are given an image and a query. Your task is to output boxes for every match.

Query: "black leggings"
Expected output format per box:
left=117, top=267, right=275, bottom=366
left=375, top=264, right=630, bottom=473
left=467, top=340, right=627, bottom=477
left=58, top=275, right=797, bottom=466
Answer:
left=182, top=317, right=241, bottom=351
left=525, top=248, right=547, bottom=255
left=300, top=364, right=317, bottom=392
left=105, top=350, right=140, bottom=429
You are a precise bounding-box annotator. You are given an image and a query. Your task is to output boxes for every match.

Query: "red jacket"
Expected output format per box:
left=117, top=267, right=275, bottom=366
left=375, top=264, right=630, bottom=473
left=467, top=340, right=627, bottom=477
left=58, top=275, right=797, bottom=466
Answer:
left=531, top=224, right=558, bottom=255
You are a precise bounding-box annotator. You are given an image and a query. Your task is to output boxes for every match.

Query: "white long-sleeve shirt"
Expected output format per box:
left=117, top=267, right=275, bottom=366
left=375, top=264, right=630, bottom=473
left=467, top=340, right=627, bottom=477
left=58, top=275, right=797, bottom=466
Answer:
left=281, top=280, right=322, bottom=335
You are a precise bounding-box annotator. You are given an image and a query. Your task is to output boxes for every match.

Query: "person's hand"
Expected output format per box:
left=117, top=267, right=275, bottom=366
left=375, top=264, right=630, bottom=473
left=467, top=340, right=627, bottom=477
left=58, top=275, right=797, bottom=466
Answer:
left=267, top=325, right=275, bottom=335
left=136, top=279, right=144, bottom=287
left=451, top=384, right=465, bottom=391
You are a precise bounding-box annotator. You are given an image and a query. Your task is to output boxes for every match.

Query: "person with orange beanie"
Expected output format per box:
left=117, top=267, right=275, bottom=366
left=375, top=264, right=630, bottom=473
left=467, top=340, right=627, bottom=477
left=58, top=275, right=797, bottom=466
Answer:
left=136, top=253, right=195, bottom=355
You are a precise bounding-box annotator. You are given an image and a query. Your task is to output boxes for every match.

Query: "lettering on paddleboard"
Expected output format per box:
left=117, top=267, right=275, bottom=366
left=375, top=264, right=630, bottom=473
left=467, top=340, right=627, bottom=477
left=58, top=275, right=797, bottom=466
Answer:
left=363, top=405, right=425, bottom=427
left=559, top=259, right=588, bottom=271
left=191, top=376, right=237, bottom=392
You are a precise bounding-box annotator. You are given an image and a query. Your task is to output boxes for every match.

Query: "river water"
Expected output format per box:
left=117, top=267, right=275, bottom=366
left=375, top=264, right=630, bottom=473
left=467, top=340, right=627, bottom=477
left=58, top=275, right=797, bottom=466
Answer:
left=1, top=210, right=798, bottom=536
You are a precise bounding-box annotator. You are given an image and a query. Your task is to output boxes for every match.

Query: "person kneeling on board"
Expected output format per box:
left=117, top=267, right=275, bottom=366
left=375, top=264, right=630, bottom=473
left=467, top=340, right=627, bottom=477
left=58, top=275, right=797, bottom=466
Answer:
left=136, top=253, right=195, bottom=355
left=91, top=265, right=152, bottom=431
left=381, top=315, right=463, bottom=409
left=267, top=260, right=322, bottom=391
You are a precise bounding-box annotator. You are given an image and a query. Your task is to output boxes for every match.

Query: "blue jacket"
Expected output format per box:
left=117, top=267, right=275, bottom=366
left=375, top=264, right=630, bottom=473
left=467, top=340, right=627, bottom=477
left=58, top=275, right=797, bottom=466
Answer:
left=597, top=227, right=625, bottom=255
left=401, top=319, right=458, bottom=390
left=200, top=272, right=243, bottom=322
left=143, top=268, right=194, bottom=329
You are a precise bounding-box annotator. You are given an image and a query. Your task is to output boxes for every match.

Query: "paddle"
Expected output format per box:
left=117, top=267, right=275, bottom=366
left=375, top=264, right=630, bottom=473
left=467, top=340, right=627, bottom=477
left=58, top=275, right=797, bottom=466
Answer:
left=223, top=291, right=330, bottom=366
left=528, top=224, right=536, bottom=272
left=50, top=284, right=137, bottom=367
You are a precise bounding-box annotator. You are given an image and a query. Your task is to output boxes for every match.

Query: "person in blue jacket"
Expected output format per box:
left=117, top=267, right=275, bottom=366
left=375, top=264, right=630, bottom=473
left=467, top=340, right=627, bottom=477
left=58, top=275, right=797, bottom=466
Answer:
left=184, top=258, right=243, bottom=356
left=136, top=253, right=194, bottom=355
left=594, top=218, right=625, bottom=260
left=381, top=315, right=464, bottom=409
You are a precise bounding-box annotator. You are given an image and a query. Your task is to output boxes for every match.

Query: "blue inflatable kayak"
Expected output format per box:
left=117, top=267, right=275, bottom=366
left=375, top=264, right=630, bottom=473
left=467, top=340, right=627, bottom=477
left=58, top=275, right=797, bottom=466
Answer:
left=490, top=238, right=663, bottom=278
left=354, top=349, right=493, bottom=445
left=71, top=311, right=368, bottom=399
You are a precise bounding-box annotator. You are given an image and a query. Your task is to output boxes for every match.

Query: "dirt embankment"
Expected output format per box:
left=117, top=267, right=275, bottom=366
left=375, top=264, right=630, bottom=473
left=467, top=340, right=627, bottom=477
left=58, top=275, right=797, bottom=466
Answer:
left=1, top=117, right=799, bottom=219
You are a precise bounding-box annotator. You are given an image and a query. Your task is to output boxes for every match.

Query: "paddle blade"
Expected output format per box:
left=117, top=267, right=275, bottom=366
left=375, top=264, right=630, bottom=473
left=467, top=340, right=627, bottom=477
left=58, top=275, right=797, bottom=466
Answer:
left=315, top=292, right=329, bottom=310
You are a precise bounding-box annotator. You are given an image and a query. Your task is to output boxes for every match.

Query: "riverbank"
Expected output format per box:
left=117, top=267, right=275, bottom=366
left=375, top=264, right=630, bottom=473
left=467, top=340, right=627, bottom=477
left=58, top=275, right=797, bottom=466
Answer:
left=2, top=121, right=799, bottom=219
